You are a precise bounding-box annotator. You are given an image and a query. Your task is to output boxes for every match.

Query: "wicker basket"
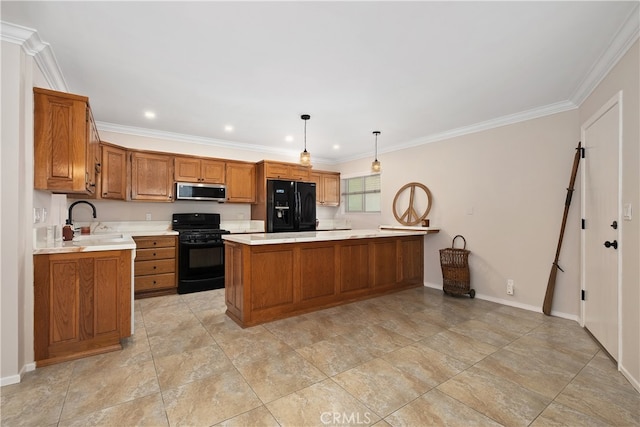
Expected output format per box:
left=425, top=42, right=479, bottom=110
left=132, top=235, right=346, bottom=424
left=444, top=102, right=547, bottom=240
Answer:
left=440, top=235, right=475, bottom=298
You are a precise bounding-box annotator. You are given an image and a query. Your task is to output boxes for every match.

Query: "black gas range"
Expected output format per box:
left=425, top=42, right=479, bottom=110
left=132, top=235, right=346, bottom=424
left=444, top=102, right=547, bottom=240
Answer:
left=172, top=213, right=230, bottom=294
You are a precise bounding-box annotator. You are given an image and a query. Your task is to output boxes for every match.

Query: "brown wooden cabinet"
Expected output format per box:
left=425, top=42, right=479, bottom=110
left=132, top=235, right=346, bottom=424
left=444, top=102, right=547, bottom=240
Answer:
left=174, top=157, right=225, bottom=184
left=34, top=87, right=100, bottom=194
left=225, top=234, right=424, bottom=327
left=133, top=235, right=177, bottom=298
left=226, top=161, right=256, bottom=203
left=129, top=151, right=174, bottom=201
left=262, top=160, right=310, bottom=181
left=310, top=170, right=340, bottom=206
left=100, top=143, right=127, bottom=200
left=34, top=250, right=132, bottom=366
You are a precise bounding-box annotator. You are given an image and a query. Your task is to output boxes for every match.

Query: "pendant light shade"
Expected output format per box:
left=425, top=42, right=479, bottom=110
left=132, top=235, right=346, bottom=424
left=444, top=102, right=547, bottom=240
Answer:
left=300, top=114, right=311, bottom=166
left=371, top=131, right=381, bottom=172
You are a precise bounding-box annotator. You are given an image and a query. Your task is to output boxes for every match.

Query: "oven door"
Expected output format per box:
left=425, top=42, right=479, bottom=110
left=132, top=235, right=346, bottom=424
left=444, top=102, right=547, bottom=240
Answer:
left=178, top=240, right=225, bottom=293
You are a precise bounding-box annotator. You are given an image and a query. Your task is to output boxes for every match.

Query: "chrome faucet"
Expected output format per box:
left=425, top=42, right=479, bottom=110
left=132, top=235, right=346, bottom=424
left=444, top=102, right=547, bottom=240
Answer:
left=67, top=200, right=97, bottom=225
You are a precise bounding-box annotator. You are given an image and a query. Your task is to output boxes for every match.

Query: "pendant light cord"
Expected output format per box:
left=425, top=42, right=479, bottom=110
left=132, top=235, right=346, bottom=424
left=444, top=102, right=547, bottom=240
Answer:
left=374, top=132, right=378, bottom=160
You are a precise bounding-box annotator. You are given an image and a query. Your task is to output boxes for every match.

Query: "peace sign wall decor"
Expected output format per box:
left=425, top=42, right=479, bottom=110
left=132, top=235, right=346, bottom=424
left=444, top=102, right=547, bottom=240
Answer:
left=392, top=182, right=432, bottom=226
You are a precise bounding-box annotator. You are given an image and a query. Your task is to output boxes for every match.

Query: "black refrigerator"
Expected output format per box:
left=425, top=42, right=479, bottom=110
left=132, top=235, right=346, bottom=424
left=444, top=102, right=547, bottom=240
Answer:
left=267, top=179, right=316, bottom=232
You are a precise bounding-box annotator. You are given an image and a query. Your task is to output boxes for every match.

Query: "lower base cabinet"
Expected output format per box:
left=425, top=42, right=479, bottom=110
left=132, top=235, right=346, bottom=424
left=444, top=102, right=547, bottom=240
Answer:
left=225, top=235, right=424, bottom=327
left=133, top=235, right=177, bottom=298
left=34, top=250, right=132, bottom=366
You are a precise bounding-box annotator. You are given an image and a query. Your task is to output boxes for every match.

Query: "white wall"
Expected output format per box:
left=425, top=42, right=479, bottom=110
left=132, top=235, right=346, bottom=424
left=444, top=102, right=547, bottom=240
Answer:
left=1, top=40, right=34, bottom=385
left=339, top=111, right=581, bottom=317
left=579, top=40, right=639, bottom=389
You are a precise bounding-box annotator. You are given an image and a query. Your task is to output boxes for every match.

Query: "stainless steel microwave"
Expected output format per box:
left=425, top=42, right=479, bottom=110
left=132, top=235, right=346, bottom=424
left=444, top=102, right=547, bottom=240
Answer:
left=175, top=182, right=226, bottom=202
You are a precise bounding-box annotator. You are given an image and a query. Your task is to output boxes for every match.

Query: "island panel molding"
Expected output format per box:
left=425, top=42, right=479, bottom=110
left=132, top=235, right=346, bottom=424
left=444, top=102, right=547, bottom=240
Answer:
left=224, top=230, right=433, bottom=327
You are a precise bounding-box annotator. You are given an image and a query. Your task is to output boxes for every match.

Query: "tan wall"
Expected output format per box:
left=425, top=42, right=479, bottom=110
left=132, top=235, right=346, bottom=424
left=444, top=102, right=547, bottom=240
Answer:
left=339, top=110, right=581, bottom=317
left=579, top=40, right=639, bottom=387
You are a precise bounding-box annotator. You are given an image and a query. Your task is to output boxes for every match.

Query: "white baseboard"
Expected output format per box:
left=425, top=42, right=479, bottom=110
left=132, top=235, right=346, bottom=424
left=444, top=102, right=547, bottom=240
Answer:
left=423, top=282, right=579, bottom=323
left=619, top=364, right=640, bottom=394
left=0, top=373, right=21, bottom=386
left=0, top=361, right=36, bottom=386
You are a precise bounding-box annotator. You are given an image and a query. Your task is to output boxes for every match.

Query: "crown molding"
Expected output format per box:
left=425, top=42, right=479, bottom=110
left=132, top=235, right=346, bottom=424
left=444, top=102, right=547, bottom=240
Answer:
left=0, top=21, right=68, bottom=91
left=570, top=3, right=640, bottom=105
left=337, top=100, right=578, bottom=164
left=96, top=121, right=334, bottom=164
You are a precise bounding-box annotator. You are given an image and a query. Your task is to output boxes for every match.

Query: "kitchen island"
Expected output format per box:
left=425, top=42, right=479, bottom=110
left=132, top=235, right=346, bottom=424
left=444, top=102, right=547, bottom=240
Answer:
left=222, top=228, right=439, bottom=327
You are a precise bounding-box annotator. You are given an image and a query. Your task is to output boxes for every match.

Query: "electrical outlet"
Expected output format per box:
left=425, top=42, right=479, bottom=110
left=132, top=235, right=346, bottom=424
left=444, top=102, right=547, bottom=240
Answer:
left=507, top=279, right=514, bottom=295
left=145, top=213, right=152, bottom=221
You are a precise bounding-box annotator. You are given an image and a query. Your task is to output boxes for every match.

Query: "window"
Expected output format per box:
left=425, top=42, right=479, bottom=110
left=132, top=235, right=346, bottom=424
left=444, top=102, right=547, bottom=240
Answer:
left=343, top=174, right=381, bottom=213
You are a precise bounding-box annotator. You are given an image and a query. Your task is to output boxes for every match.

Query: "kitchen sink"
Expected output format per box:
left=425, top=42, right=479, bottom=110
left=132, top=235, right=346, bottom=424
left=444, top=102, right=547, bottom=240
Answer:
left=72, top=233, right=130, bottom=246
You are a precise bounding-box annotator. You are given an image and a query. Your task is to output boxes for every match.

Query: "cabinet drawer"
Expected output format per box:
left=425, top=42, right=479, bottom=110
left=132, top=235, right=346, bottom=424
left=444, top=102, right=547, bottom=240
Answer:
left=135, top=247, right=175, bottom=261
left=135, top=273, right=175, bottom=292
left=134, top=259, right=175, bottom=276
left=134, top=236, right=176, bottom=249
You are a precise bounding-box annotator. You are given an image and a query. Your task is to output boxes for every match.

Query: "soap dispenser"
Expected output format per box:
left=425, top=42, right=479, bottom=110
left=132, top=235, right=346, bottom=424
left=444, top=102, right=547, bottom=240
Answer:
left=62, top=220, right=74, bottom=241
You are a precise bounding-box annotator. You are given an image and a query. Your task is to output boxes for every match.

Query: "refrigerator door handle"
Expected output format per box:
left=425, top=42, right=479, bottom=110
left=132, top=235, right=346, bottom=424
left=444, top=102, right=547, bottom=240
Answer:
left=295, top=192, right=301, bottom=226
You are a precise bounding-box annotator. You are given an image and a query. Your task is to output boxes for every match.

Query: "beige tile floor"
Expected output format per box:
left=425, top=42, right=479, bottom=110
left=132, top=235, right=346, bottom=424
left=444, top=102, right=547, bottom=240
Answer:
left=2, top=287, right=638, bottom=426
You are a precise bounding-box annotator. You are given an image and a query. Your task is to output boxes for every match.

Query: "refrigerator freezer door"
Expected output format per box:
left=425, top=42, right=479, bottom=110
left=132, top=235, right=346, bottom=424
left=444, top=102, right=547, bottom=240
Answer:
left=267, top=180, right=296, bottom=232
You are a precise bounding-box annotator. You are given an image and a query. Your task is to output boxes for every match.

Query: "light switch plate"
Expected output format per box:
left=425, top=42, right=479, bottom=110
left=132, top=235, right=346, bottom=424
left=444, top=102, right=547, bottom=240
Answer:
left=623, top=203, right=632, bottom=221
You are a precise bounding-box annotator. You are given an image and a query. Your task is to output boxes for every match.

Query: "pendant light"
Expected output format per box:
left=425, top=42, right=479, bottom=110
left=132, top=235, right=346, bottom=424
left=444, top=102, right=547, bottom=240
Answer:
left=300, top=114, right=311, bottom=166
left=371, top=131, right=381, bottom=172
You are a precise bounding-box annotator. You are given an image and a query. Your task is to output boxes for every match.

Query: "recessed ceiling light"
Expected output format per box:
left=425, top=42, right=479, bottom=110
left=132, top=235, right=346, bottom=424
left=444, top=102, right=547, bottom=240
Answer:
left=144, top=111, right=156, bottom=119
left=285, top=135, right=294, bottom=142
left=224, top=125, right=234, bottom=132
left=333, top=144, right=340, bottom=150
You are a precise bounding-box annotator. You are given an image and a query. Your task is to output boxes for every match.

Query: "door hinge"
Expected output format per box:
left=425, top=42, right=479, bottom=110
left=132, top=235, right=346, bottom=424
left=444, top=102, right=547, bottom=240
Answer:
left=580, top=146, right=585, bottom=158
left=581, top=290, right=586, bottom=301
left=581, top=218, right=586, bottom=229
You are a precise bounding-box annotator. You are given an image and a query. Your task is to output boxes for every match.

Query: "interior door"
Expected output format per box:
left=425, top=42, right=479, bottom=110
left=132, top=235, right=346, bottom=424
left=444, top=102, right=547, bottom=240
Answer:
left=582, top=94, right=620, bottom=360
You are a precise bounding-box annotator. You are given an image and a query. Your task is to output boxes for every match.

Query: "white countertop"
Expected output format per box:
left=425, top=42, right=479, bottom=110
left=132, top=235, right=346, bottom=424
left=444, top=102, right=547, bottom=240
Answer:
left=33, top=221, right=176, bottom=255
left=379, top=225, right=440, bottom=232
left=33, top=233, right=137, bottom=255
left=222, top=228, right=432, bottom=246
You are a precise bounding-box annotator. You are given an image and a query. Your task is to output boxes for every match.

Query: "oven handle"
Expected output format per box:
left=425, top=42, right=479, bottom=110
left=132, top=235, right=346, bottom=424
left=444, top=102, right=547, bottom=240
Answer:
left=180, top=241, right=224, bottom=248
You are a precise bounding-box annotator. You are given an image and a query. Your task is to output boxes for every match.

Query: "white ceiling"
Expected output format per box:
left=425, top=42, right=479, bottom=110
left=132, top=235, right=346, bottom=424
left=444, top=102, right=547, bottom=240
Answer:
left=2, top=1, right=638, bottom=163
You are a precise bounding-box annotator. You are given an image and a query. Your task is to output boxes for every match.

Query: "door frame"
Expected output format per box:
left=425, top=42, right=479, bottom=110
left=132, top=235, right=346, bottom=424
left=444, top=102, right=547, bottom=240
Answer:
left=580, top=91, right=623, bottom=363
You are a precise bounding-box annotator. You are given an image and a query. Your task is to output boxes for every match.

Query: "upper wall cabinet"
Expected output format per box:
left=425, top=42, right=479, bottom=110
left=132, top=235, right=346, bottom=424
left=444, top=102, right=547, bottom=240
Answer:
left=261, top=161, right=311, bottom=181
left=100, top=143, right=127, bottom=200
left=34, top=87, right=100, bottom=194
left=310, top=170, right=340, bottom=206
left=129, top=151, right=174, bottom=202
left=174, top=157, right=225, bottom=184
left=226, top=161, right=256, bottom=203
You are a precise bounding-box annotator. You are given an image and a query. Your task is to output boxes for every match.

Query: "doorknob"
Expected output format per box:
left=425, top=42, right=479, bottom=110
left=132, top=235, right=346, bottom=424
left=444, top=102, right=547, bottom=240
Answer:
left=604, top=240, right=618, bottom=250
left=611, top=221, right=618, bottom=229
